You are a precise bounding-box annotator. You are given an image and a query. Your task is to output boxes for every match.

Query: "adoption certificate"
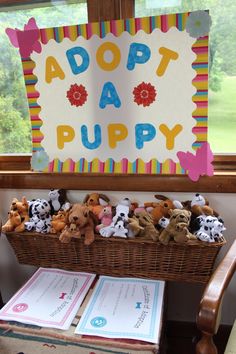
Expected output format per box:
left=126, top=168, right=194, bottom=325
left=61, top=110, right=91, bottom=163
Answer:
left=75, top=276, right=165, bottom=343
left=0, top=268, right=95, bottom=330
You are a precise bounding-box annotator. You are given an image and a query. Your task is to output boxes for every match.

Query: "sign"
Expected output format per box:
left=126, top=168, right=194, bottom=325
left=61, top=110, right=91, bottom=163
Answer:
left=6, top=11, right=213, bottom=180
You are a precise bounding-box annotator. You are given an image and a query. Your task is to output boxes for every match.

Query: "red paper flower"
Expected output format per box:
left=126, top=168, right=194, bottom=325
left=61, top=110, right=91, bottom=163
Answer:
left=133, top=82, right=157, bottom=107
left=67, top=84, right=88, bottom=107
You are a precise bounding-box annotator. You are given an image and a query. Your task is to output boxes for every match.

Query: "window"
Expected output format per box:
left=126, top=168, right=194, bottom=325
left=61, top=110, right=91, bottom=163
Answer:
left=0, top=0, right=235, bottom=175
left=0, top=0, right=87, bottom=154
left=135, top=0, right=236, bottom=154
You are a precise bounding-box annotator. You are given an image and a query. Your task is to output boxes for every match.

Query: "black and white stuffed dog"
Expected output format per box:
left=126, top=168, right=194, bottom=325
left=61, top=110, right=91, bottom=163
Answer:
left=48, top=189, right=71, bottom=214
left=25, top=199, right=51, bottom=233
left=99, top=198, right=131, bottom=238
left=193, top=215, right=226, bottom=243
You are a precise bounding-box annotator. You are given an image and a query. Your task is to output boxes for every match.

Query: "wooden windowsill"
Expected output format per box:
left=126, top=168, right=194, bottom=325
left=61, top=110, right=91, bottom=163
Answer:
left=1, top=154, right=236, bottom=192
left=0, top=170, right=236, bottom=192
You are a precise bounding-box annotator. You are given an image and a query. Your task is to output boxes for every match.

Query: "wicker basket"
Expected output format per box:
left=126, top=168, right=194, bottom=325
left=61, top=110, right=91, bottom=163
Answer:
left=5, top=232, right=226, bottom=284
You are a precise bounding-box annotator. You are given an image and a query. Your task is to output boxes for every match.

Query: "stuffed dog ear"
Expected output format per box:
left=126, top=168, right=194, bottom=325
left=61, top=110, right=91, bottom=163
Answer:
left=154, top=194, right=169, bottom=201
left=83, top=206, right=90, bottom=218
left=64, top=206, right=72, bottom=224
left=22, top=196, right=28, bottom=207
left=83, top=194, right=90, bottom=204
left=88, top=210, right=99, bottom=225
left=98, top=194, right=110, bottom=206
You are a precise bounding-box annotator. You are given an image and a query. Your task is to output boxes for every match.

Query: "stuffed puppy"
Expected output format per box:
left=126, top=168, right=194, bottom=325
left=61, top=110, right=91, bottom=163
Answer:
left=99, top=198, right=131, bottom=238
left=159, top=209, right=196, bottom=245
left=134, top=211, right=159, bottom=241
left=187, top=193, right=218, bottom=217
left=144, top=194, right=182, bottom=226
left=193, top=215, right=226, bottom=243
left=48, top=189, right=71, bottom=214
left=2, top=211, right=22, bottom=232
left=113, top=218, right=129, bottom=238
left=50, top=210, right=68, bottom=234
left=95, top=205, right=113, bottom=232
left=127, top=217, right=144, bottom=238
left=83, top=193, right=110, bottom=218
left=59, top=204, right=97, bottom=245
left=25, top=199, right=51, bottom=233
left=10, top=196, right=29, bottom=232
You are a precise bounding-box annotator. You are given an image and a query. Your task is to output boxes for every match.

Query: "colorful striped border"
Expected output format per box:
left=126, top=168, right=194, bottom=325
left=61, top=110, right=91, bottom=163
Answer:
left=22, top=12, right=208, bottom=174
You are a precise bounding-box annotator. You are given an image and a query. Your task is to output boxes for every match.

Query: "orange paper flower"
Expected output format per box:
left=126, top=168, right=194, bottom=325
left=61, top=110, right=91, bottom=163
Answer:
left=67, top=83, right=88, bottom=107
left=133, top=82, right=157, bottom=107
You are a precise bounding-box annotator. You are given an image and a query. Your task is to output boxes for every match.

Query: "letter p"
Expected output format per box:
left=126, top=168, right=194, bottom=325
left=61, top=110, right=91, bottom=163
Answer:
left=57, top=125, right=75, bottom=149
left=127, top=43, right=151, bottom=71
left=108, top=124, right=128, bottom=148
left=135, top=124, right=156, bottom=149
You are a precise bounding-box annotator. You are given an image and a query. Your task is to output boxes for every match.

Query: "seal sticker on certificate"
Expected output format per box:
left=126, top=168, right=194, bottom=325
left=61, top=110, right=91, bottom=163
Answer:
left=0, top=268, right=96, bottom=330
left=75, top=276, right=165, bottom=343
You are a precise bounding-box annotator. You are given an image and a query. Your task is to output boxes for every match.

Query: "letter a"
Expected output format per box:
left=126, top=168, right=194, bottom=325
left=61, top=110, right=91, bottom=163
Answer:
left=99, top=82, right=121, bottom=109
left=45, top=56, right=65, bottom=84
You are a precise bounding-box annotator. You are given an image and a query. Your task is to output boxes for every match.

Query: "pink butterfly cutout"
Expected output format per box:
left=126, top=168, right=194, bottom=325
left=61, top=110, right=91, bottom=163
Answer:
left=5, top=17, right=41, bottom=57
left=177, top=142, right=214, bottom=182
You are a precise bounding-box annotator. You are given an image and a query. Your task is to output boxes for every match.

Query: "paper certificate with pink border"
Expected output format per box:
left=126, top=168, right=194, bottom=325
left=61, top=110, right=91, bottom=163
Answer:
left=0, top=268, right=95, bottom=330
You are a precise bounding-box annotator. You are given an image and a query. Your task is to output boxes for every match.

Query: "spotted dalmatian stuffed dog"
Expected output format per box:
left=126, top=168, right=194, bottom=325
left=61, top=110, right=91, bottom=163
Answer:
left=194, top=215, right=226, bottom=243
left=25, top=199, right=51, bottom=233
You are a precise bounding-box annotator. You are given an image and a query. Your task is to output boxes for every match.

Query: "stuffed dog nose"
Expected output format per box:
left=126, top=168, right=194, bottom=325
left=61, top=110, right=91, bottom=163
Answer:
left=73, top=216, right=78, bottom=221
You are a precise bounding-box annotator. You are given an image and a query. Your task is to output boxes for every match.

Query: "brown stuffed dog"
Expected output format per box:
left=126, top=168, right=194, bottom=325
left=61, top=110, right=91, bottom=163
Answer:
left=159, top=209, right=196, bottom=245
left=50, top=210, right=68, bottom=234
left=59, top=204, right=97, bottom=245
left=2, top=211, right=22, bottom=232
left=134, top=211, right=159, bottom=241
left=144, top=195, right=176, bottom=226
left=10, top=197, right=29, bottom=232
left=83, top=193, right=110, bottom=218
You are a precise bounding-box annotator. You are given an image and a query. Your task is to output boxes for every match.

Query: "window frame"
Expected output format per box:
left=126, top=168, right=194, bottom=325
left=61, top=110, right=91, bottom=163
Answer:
left=1, top=0, right=236, bottom=192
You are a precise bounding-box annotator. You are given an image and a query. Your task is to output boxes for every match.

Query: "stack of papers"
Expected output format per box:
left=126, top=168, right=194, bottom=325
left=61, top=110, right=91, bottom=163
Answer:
left=0, top=268, right=165, bottom=344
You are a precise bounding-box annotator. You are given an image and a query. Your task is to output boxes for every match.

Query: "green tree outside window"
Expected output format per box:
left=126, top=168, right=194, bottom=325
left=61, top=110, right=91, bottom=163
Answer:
left=0, top=1, right=87, bottom=154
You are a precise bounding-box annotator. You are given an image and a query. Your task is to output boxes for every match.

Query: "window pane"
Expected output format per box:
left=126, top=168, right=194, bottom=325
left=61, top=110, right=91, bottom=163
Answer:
left=135, top=0, right=236, bottom=154
left=0, top=1, right=87, bottom=154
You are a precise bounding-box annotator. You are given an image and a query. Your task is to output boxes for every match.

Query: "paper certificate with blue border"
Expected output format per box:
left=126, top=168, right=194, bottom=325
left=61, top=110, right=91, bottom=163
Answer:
left=75, top=276, right=165, bottom=343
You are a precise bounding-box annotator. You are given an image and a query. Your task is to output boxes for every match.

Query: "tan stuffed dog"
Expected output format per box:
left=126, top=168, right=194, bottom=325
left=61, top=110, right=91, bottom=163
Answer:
left=83, top=193, right=110, bottom=218
left=59, top=204, right=97, bottom=245
left=159, top=209, right=196, bottom=245
left=134, top=211, right=159, bottom=241
left=50, top=210, right=68, bottom=234
left=2, top=211, right=22, bottom=232
left=10, top=197, right=29, bottom=232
